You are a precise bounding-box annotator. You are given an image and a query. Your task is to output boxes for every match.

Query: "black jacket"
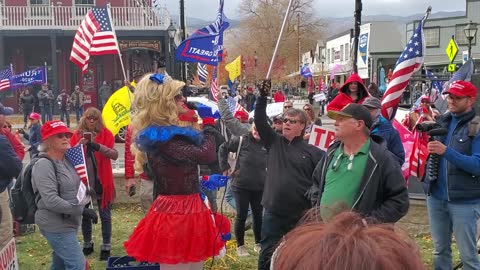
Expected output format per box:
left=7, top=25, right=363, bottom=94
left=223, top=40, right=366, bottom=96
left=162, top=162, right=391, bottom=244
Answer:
left=254, top=96, right=325, bottom=217
left=218, top=134, right=267, bottom=191
left=310, top=139, right=409, bottom=223
left=0, top=135, right=23, bottom=193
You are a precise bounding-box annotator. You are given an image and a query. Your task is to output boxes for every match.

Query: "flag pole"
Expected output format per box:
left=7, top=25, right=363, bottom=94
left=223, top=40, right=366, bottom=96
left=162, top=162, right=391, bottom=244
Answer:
left=44, top=61, right=48, bottom=84
left=10, top=63, right=14, bottom=75
left=107, top=3, right=128, bottom=83
left=266, top=0, right=294, bottom=79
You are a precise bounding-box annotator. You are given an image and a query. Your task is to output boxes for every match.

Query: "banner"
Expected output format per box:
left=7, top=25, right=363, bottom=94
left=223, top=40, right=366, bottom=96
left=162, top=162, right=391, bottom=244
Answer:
left=308, top=125, right=336, bottom=151
left=10, top=67, right=46, bottom=89
left=102, top=83, right=134, bottom=135
left=357, top=24, right=370, bottom=79
left=392, top=120, right=414, bottom=181
left=0, top=238, right=18, bottom=270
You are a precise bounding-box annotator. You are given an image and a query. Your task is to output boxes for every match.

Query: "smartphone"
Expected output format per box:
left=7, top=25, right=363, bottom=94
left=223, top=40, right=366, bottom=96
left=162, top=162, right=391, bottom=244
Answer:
left=128, top=186, right=136, bottom=197
left=83, top=132, right=92, bottom=141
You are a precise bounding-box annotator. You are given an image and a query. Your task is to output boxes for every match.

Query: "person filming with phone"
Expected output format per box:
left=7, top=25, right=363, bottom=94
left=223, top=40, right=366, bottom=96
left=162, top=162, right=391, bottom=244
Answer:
left=70, top=107, right=118, bottom=261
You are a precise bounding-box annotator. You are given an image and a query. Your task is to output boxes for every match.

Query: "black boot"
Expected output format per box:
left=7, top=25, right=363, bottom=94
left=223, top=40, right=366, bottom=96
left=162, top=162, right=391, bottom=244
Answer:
left=100, top=249, right=110, bottom=261
left=82, top=242, right=94, bottom=256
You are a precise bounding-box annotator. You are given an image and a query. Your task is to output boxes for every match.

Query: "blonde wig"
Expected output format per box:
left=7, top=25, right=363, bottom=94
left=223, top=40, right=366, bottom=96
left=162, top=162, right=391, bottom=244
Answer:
left=131, top=73, right=185, bottom=167
left=76, top=107, right=105, bottom=134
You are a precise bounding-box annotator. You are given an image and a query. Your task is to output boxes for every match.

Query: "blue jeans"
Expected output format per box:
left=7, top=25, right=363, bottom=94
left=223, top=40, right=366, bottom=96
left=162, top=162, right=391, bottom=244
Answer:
left=427, top=196, right=480, bottom=270
left=74, top=106, right=84, bottom=122
left=82, top=202, right=112, bottom=248
left=40, top=230, right=85, bottom=270
left=41, top=105, right=53, bottom=124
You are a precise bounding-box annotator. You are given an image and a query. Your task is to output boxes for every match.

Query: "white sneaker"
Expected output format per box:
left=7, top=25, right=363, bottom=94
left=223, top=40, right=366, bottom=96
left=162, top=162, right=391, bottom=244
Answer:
left=253, top=243, right=261, bottom=253
left=236, top=245, right=249, bottom=257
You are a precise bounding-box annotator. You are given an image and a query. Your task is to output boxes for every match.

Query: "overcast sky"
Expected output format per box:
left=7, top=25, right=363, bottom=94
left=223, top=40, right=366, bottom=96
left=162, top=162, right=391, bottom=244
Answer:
left=166, top=0, right=465, bottom=20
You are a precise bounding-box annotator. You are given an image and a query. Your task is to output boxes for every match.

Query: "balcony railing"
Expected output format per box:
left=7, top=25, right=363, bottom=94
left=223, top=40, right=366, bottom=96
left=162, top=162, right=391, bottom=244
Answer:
left=0, top=5, right=171, bottom=30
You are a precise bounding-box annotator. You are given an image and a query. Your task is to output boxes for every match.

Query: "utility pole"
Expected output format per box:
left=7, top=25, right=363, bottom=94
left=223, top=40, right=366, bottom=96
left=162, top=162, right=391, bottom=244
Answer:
left=180, top=0, right=187, bottom=81
left=352, top=0, right=362, bottom=74
left=297, top=13, right=301, bottom=94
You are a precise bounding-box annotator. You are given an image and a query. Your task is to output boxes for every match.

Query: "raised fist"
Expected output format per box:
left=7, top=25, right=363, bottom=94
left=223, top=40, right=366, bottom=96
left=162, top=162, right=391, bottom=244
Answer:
left=259, top=79, right=271, bottom=97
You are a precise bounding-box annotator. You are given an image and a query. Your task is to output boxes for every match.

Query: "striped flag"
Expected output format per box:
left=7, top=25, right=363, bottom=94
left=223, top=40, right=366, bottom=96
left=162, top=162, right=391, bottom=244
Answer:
left=0, top=66, right=12, bottom=92
left=211, top=66, right=219, bottom=101
left=70, top=7, right=120, bottom=74
left=198, top=63, right=208, bottom=86
left=226, top=96, right=248, bottom=114
left=65, top=144, right=90, bottom=204
left=381, top=8, right=431, bottom=120
left=409, top=117, right=429, bottom=179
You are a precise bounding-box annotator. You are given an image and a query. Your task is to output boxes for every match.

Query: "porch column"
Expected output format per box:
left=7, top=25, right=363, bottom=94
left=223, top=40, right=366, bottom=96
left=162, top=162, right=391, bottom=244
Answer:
left=0, top=35, right=5, bottom=68
left=50, top=34, right=58, bottom=96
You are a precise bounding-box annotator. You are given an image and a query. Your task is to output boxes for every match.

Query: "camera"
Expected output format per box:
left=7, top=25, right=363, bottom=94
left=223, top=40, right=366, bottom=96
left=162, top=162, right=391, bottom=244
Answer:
left=415, top=121, right=441, bottom=132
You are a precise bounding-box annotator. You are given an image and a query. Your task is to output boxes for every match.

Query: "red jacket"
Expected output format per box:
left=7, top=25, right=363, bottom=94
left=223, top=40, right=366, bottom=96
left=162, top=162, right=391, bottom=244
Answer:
left=273, top=92, right=286, bottom=103
left=124, top=125, right=149, bottom=180
left=0, top=128, right=25, bottom=161
left=327, top=73, right=369, bottom=112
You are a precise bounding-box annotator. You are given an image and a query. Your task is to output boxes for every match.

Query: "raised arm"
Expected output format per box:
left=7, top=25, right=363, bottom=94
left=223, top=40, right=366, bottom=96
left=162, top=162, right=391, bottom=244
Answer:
left=218, top=97, right=250, bottom=136
left=254, top=81, right=277, bottom=149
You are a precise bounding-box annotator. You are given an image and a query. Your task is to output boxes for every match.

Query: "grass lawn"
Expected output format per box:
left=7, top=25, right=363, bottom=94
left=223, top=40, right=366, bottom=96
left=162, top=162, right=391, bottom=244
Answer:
left=16, top=203, right=460, bottom=269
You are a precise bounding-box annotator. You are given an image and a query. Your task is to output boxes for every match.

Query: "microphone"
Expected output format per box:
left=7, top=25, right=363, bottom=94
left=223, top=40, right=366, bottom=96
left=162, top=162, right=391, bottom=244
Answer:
left=186, top=102, right=198, bottom=110
left=426, top=127, right=448, bottom=183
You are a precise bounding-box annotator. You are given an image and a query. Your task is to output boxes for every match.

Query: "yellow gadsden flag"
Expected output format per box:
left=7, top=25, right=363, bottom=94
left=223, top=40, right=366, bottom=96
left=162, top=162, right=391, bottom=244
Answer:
left=225, top=55, right=242, bottom=82
left=102, top=82, right=135, bottom=135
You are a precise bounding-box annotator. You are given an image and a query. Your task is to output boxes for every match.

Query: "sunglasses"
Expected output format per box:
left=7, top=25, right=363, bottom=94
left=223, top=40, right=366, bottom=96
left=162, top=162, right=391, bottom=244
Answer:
left=86, top=116, right=99, bottom=121
left=284, top=105, right=293, bottom=109
left=56, top=133, right=72, bottom=139
left=303, top=108, right=311, bottom=111
left=283, top=118, right=299, bottom=124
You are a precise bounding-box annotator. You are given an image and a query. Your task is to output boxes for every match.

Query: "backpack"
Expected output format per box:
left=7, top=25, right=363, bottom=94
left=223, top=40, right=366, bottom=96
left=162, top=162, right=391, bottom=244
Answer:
left=11, top=154, right=57, bottom=224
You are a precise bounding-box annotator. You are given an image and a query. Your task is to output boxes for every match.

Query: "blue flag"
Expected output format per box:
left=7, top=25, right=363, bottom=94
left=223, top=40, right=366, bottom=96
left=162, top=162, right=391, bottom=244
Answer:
left=228, top=80, right=235, bottom=95
left=300, top=64, right=312, bottom=78
left=176, top=0, right=229, bottom=66
left=10, top=67, right=47, bottom=89
left=426, top=70, right=443, bottom=93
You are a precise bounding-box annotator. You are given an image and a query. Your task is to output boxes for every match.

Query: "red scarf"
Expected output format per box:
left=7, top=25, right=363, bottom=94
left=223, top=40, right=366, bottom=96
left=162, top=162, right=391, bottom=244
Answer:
left=70, top=128, right=115, bottom=209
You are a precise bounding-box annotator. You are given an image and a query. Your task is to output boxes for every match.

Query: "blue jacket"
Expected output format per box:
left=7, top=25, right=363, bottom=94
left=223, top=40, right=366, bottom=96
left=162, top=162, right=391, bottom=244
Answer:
left=371, top=116, right=405, bottom=166
left=23, top=124, right=41, bottom=155
left=0, top=135, right=23, bottom=193
left=426, top=109, right=480, bottom=201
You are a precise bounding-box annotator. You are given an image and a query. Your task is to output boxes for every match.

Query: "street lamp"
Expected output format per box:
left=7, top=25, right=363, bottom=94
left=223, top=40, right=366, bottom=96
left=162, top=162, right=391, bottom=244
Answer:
left=167, top=22, right=177, bottom=76
left=464, top=21, right=478, bottom=60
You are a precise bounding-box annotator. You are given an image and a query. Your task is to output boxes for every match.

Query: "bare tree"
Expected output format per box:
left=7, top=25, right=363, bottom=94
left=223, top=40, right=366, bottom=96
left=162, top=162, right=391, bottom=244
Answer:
left=224, top=0, right=325, bottom=82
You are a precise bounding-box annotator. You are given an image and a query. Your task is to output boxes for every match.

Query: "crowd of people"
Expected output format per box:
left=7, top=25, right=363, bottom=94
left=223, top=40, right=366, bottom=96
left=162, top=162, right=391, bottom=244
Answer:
left=0, top=70, right=479, bottom=270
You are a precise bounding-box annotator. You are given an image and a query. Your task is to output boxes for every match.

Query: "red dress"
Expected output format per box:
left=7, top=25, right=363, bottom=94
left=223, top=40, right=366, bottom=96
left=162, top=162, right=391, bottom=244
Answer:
left=124, top=129, right=225, bottom=264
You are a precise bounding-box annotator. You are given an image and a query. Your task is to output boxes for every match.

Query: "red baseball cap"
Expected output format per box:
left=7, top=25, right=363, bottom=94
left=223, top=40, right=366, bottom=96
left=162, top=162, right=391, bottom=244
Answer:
left=234, top=110, right=249, bottom=122
left=444, top=81, right=478, bottom=99
left=41, top=120, right=72, bottom=141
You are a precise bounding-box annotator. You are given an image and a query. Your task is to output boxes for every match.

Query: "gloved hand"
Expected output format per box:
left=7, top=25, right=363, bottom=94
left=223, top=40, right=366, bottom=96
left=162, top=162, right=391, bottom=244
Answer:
left=201, top=174, right=229, bottom=190
left=186, top=102, right=198, bottom=110
left=18, top=128, right=25, bottom=135
left=259, top=79, right=272, bottom=97
left=82, top=208, right=98, bottom=224
left=87, top=142, right=101, bottom=151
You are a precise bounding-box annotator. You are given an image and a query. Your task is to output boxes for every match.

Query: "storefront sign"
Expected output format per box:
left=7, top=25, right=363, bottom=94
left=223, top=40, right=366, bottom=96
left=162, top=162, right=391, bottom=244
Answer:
left=119, top=40, right=161, bottom=52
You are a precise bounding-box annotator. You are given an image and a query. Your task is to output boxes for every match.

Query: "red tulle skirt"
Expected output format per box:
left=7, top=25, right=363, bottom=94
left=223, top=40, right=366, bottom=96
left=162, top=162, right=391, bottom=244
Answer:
left=124, top=194, right=225, bottom=264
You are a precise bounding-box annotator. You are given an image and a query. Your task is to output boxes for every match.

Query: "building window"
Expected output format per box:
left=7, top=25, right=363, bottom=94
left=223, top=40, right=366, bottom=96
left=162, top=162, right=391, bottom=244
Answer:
left=340, top=45, right=344, bottom=61
left=30, top=0, right=50, bottom=4
left=327, top=49, right=330, bottom=64
left=331, top=48, right=334, bottom=63
left=345, top=43, right=349, bottom=61
left=424, top=27, right=440, bottom=47
left=75, top=0, right=94, bottom=5
left=456, top=24, right=477, bottom=46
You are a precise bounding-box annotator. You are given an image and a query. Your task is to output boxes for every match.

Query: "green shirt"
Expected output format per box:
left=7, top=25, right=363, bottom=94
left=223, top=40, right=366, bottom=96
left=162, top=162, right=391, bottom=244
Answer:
left=320, top=139, right=371, bottom=220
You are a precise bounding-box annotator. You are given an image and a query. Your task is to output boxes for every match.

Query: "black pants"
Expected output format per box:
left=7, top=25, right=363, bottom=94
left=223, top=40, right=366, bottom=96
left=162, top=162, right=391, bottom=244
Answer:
left=232, top=188, right=263, bottom=247
left=23, top=107, right=32, bottom=126
left=258, top=209, right=302, bottom=270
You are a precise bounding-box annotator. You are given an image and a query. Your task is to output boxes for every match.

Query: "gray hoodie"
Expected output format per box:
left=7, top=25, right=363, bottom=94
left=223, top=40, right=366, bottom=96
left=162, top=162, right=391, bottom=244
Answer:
left=32, top=157, right=85, bottom=233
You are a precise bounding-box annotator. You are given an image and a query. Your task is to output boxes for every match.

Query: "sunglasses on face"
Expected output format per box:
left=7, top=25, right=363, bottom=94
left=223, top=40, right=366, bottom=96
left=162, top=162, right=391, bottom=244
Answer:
left=87, top=116, right=99, bottom=121
left=303, top=108, right=311, bottom=111
left=56, top=133, right=72, bottom=139
left=283, top=118, right=299, bottom=124
left=284, top=105, right=292, bottom=109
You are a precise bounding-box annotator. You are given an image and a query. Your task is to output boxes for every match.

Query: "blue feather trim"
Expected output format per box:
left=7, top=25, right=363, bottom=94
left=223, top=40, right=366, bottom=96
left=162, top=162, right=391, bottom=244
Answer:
left=135, top=125, right=203, bottom=152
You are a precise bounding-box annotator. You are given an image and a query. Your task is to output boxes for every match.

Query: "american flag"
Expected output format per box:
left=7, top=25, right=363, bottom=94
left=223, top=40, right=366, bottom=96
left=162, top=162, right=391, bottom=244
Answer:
left=381, top=7, right=431, bottom=120
left=226, top=96, right=248, bottom=114
left=211, top=66, right=220, bottom=101
left=0, top=67, right=12, bottom=92
left=70, top=7, right=120, bottom=74
left=198, top=63, right=208, bottom=86
left=65, top=145, right=89, bottom=186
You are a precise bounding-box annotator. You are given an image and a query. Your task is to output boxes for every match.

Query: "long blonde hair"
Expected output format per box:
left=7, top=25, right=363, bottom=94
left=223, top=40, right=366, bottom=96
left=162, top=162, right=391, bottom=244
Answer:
left=131, top=74, right=185, bottom=169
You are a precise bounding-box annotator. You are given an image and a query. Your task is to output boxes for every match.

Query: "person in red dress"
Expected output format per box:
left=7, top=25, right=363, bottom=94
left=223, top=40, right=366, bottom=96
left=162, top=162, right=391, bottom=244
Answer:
left=124, top=74, right=226, bottom=270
